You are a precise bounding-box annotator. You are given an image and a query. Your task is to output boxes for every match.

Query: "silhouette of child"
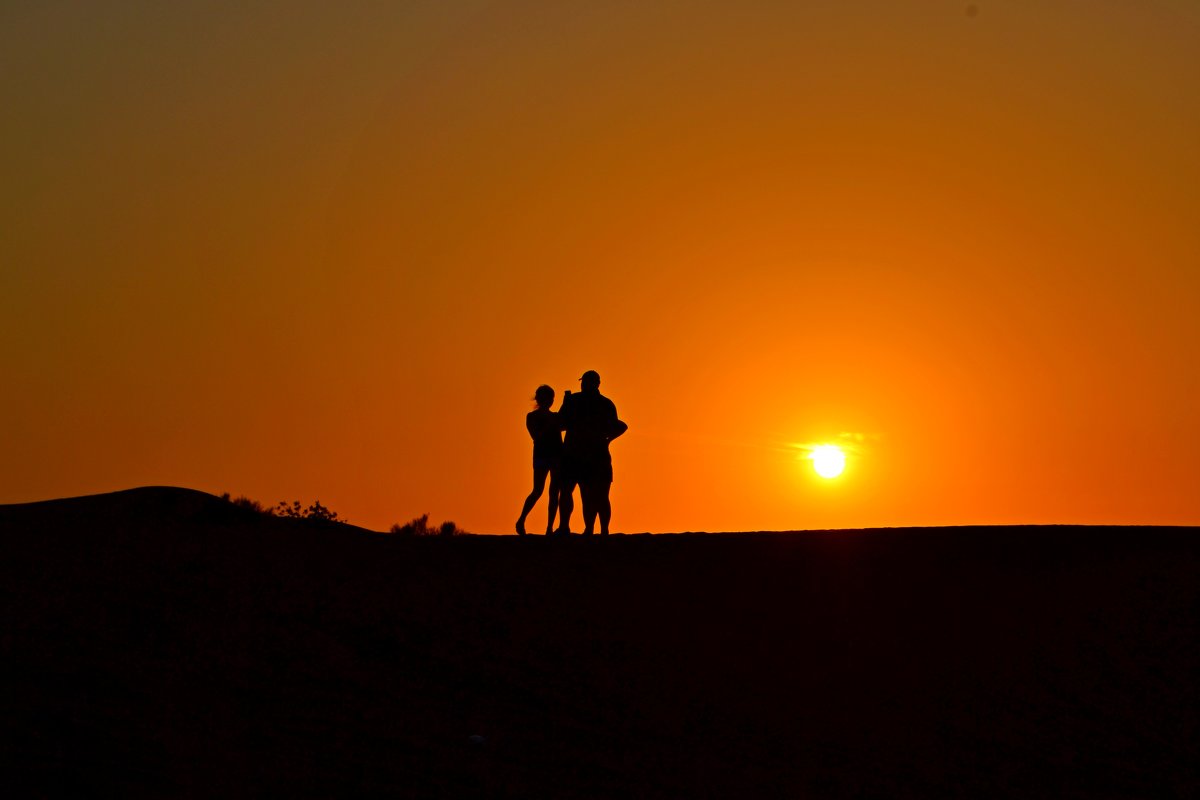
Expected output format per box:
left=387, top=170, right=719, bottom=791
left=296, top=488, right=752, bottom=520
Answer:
left=515, top=385, right=564, bottom=535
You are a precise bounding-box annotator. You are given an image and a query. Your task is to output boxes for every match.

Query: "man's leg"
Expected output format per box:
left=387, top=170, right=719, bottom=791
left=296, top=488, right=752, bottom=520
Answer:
left=556, top=478, right=575, bottom=535
left=580, top=481, right=598, bottom=535
left=598, top=481, right=612, bottom=535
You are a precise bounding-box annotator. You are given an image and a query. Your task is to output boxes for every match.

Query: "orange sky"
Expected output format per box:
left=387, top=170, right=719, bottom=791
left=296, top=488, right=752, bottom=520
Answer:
left=3, top=2, right=1198, bottom=532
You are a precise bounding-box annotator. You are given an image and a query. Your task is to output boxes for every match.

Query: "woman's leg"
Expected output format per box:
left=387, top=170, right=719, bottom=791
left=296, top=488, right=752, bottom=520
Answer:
left=545, top=467, right=561, bottom=535
left=516, top=465, right=549, bottom=535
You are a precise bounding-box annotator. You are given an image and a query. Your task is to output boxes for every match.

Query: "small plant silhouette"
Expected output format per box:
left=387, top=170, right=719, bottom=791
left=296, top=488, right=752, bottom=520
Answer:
left=219, top=492, right=269, bottom=515
left=273, top=500, right=345, bottom=523
left=390, top=513, right=465, bottom=537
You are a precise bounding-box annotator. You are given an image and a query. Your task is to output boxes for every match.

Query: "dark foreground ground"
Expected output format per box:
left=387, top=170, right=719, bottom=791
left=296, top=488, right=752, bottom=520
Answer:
left=1, top=488, right=1197, bottom=798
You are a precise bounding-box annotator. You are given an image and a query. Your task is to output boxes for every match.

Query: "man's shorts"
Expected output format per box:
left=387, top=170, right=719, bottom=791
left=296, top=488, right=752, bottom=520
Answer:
left=563, top=453, right=613, bottom=485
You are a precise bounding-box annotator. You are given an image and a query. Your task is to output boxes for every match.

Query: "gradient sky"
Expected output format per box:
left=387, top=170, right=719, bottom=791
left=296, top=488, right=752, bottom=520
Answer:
left=4, top=1, right=1198, bottom=532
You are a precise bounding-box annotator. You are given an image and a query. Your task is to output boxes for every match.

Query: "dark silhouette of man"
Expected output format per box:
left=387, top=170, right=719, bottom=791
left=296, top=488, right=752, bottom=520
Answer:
left=556, top=370, right=627, bottom=536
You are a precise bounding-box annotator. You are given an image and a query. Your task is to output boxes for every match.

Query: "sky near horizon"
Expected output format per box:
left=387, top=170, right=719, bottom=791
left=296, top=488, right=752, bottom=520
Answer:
left=3, top=1, right=1198, bottom=532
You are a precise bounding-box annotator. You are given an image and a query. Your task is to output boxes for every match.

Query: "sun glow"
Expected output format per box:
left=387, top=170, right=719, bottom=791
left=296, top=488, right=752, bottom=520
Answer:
left=810, top=445, right=846, bottom=479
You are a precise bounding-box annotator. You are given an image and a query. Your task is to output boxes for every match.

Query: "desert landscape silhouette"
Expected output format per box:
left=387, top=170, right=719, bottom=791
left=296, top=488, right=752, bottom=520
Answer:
left=3, top=487, right=1197, bottom=797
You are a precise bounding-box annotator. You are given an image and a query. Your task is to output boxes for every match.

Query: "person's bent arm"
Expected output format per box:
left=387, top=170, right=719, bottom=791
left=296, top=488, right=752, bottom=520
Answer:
left=557, top=391, right=573, bottom=431
left=609, top=419, right=628, bottom=442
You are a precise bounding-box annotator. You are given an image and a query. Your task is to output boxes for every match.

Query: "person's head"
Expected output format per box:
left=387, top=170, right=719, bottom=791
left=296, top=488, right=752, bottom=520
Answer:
left=579, top=370, right=601, bottom=393
left=533, top=384, right=555, bottom=409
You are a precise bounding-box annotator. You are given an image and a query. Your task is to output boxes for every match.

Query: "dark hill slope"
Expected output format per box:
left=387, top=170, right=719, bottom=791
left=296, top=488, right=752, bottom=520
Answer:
left=1, top=490, right=1197, bottom=798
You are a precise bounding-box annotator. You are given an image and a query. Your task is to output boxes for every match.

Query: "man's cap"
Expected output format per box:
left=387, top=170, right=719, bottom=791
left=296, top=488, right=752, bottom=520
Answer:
left=579, top=370, right=601, bottom=383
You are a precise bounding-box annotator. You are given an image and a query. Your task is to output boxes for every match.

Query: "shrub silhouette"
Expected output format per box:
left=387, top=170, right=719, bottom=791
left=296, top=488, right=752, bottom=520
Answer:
left=219, top=492, right=269, bottom=515
left=390, top=513, right=465, bottom=537
left=273, top=499, right=345, bottom=523
left=223, top=492, right=470, bottom=533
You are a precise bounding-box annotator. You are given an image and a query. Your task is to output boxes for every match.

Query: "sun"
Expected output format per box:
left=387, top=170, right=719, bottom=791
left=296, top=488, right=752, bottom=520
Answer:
left=810, top=445, right=846, bottom=479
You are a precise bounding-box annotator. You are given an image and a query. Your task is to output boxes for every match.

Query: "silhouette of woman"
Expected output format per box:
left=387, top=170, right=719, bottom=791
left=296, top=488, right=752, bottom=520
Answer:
left=515, top=385, right=563, bottom=536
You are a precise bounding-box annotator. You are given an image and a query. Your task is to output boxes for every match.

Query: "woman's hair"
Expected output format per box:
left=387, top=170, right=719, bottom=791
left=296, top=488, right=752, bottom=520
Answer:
left=533, top=384, right=555, bottom=409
